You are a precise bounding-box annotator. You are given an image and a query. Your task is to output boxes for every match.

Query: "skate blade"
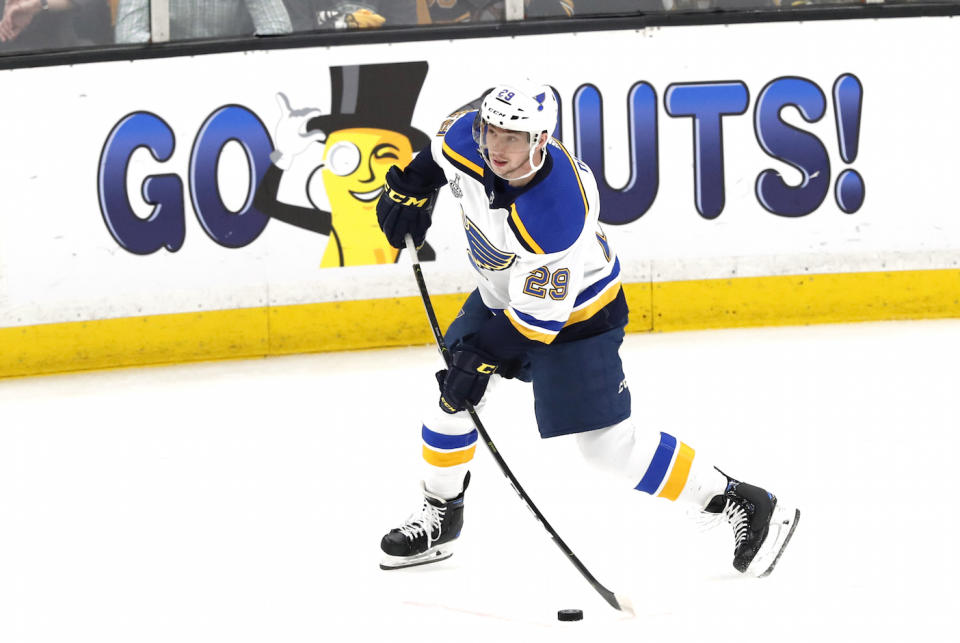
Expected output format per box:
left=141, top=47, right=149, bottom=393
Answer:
left=379, top=545, right=454, bottom=570
left=749, top=505, right=800, bottom=578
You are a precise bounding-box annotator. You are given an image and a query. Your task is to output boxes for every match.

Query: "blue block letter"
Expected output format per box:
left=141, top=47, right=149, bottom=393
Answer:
left=754, top=77, right=830, bottom=217
left=98, top=112, right=185, bottom=254
left=189, top=105, right=272, bottom=248
left=573, top=82, right=659, bottom=224
left=665, top=82, right=749, bottom=219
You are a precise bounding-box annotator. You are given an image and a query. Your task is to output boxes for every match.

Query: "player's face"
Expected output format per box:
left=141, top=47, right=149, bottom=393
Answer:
left=484, top=123, right=534, bottom=180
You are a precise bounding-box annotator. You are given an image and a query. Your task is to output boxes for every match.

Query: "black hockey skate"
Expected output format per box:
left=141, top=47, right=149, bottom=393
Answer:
left=704, top=473, right=800, bottom=577
left=380, top=473, right=470, bottom=570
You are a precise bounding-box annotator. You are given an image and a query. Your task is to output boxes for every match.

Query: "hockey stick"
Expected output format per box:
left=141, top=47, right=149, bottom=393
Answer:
left=404, top=235, right=634, bottom=615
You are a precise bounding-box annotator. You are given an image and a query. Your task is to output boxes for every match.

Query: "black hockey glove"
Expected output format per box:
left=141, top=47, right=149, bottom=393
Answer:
left=376, top=165, right=438, bottom=249
left=435, top=347, right=499, bottom=414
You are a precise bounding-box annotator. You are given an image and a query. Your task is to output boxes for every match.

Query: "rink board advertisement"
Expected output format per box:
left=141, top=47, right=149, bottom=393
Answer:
left=1, top=16, right=960, bottom=376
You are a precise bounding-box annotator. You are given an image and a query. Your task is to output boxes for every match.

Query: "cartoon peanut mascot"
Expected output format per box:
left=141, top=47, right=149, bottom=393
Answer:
left=254, top=62, right=435, bottom=267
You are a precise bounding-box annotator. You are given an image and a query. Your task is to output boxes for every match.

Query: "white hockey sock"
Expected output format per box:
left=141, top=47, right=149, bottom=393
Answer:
left=420, top=407, right=477, bottom=500
left=676, top=458, right=729, bottom=508
left=576, top=418, right=727, bottom=509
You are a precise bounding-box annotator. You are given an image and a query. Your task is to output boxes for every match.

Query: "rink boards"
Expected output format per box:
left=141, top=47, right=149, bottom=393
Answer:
left=1, top=17, right=959, bottom=377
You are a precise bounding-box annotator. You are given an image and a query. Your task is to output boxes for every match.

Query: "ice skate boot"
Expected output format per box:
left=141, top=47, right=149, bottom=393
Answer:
left=704, top=474, right=800, bottom=577
left=380, top=473, right=469, bottom=570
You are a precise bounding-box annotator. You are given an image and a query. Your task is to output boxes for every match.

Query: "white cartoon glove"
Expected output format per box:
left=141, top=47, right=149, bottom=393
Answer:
left=270, top=92, right=327, bottom=170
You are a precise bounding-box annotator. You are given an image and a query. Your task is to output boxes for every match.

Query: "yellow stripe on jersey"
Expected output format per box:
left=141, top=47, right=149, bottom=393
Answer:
left=509, top=204, right=546, bottom=254
left=658, top=442, right=695, bottom=501
left=442, top=140, right=484, bottom=177
left=505, top=309, right=558, bottom=344
left=567, top=282, right=622, bottom=326
left=422, top=444, right=477, bottom=468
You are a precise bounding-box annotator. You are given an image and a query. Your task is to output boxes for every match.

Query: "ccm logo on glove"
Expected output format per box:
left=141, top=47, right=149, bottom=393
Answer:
left=386, top=186, right=431, bottom=208
left=475, top=362, right=497, bottom=375
left=376, top=165, right=438, bottom=249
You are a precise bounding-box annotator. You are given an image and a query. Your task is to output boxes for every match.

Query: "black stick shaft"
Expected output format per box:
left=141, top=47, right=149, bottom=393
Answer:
left=403, top=236, right=626, bottom=612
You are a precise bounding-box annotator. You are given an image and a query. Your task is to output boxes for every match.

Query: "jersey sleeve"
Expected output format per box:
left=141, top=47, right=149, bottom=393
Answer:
left=395, top=108, right=481, bottom=192
left=398, top=146, right=447, bottom=192
left=433, top=110, right=486, bottom=184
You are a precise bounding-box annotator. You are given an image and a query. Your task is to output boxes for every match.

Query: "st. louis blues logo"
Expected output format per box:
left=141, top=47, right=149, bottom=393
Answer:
left=462, top=211, right=516, bottom=271
left=534, top=92, right=546, bottom=111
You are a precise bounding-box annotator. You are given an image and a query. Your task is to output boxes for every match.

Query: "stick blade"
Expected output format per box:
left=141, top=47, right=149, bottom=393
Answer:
left=615, top=593, right=636, bottom=616
left=597, top=586, right=635, bottom=615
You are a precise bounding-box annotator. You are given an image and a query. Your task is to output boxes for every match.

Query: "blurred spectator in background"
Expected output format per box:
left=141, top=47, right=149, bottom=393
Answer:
left=0, top=0, right=110, bottom=53
left=577, top=0, right=794, bottom=11
left=525, top=0, right=574, bottom=17
left=415, top=0, right=573, bottom=23
left=285, top=1, right=417, bottom=31
left=115, top=0, right=291, bottom=43
left=573, top=0, right=663, bottom=14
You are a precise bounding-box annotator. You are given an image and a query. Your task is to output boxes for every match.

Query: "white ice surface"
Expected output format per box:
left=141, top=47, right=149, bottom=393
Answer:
left=2, top=319, right=959, bottom=643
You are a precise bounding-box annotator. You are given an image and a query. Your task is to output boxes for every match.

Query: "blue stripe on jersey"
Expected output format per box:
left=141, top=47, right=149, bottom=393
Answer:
left=635, top=432, right=677, bottom=494
left=509, top=141, right=589, bottom=254
left=510, top=308, right=567, bottom=333
left=574, top=257, right=622, bottom=307
left=422, top=425, right=479, bottom=450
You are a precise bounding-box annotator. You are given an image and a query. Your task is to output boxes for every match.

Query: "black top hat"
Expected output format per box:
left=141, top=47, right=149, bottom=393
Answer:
left=307, top=62, right=431, bottom=151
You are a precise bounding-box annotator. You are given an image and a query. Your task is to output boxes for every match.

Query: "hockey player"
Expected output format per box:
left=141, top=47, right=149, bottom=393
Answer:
left=375, top=81, right=799, bottom=577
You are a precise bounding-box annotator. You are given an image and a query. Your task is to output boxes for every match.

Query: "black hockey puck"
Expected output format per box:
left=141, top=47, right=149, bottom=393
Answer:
left=557, top=609, right=583, bottom=622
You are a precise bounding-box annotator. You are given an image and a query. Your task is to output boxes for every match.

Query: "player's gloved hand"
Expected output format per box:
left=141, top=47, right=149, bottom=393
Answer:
left=345, top=8, right=386, bottom=28
left=376, top=165, right=438, bottom=249
left=436, top=347, right=499, bottom=414
left=270, top=92, right=326, bottom=170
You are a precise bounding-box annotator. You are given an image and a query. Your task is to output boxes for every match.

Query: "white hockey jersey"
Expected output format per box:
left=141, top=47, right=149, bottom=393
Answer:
left=430, top=112, right=622, bottom=344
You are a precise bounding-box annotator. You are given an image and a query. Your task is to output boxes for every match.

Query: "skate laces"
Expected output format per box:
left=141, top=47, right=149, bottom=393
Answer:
left=692, top=508, right=725, bottom=532
left=397, top=499, right=446, bottom=547
left=696, top=496, right=750, bottom=547
left=719, top=499, right=750, bottom=548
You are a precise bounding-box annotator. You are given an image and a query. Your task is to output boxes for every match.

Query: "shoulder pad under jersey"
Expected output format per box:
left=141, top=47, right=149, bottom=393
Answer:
left=508, top=140, right=590, bottom=255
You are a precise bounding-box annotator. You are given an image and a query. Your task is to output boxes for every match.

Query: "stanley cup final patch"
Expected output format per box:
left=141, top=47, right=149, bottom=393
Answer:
left=450, top=174, right=463, bottom=199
